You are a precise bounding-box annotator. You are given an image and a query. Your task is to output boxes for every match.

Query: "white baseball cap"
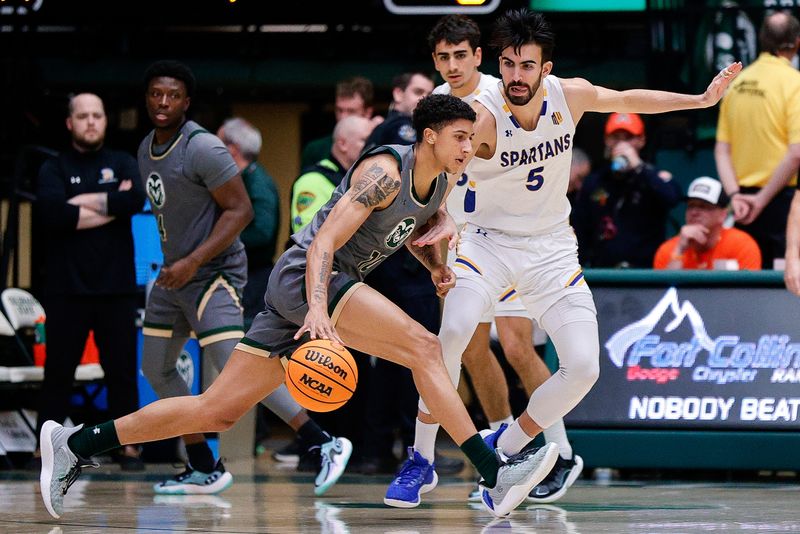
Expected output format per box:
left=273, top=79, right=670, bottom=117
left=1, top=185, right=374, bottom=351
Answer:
left=686, top=176, right=729, bottom=207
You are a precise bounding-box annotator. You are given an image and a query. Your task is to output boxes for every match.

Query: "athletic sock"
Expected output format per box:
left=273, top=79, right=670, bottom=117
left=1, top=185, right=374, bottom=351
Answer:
left=497, top=419, right=534, bottom=456
left=413, top=419, right=439, bottom=463
left=186, top=442, right=216, bottom=473
left=543, top=419, right=572, bottom=459
left=489, top=416, right=514, bottom=431
left=460, top=433, right=499, bottom=488
left=297, top=419, right=330, bottom=448
left=67, top=421, right=120, bottom=459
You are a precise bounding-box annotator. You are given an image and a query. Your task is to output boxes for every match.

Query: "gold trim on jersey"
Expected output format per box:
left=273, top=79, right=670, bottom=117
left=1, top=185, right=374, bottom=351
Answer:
left=149, top=133, right=184, bottom=161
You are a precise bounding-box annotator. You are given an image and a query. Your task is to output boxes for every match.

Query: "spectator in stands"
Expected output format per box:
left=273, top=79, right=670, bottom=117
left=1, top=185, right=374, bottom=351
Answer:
left=654, top=176, right=761, bottom=270
left=35, top=92, right=146, bottom=470
left=216, top=118, right=280, bottom=329
left=300, top=76, right=383, bottom=169
left=715, top=10, right=800, bottom=269
left=291, top=115, right=373, bottom=234
left=362, top=72, right=434, bottom=153
left=573, top=112, right=681, bottom=267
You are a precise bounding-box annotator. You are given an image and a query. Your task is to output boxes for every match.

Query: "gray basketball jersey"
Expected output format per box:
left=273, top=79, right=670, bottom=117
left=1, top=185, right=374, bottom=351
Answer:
left=138, top=120, right=243, bottom=272
left=291, top=144, right=448, bottom=280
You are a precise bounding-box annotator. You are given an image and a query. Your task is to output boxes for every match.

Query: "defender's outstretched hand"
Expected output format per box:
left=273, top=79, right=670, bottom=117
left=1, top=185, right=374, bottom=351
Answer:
left=701, top=62, right=743, bottom=107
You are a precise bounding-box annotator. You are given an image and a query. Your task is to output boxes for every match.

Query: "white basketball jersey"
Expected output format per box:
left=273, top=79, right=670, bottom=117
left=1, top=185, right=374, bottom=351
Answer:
left=434, top=73, right=501, bottom=228
left=465, top=75, right=575, bottom=236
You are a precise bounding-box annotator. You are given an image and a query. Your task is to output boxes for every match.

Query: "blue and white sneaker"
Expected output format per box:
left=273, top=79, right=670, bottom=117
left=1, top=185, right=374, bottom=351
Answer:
left=479, top=442, right=559, bottom=518
left=384, top=447, right=438, bottom=508
left=153, top=459, right=233, bottom=495
left=39, top=421, right=99, bottom=518
left=314, top=436, right=353, bottom=496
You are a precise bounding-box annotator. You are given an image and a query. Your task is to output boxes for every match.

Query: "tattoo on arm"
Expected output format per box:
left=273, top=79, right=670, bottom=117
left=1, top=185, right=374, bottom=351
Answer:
left=351, top=163, right=401, bottom=208
left=313, top=252, right=331, bottom=304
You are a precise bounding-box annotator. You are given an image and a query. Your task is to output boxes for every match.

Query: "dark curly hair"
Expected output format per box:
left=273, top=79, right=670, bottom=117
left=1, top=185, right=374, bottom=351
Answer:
left=412, top=94, right=476, bottom=138
left=427, top=14, right=482, bottom=53
left=143, top=60, right=197, bottom=97
left=490, top=8, right=555, bottom=63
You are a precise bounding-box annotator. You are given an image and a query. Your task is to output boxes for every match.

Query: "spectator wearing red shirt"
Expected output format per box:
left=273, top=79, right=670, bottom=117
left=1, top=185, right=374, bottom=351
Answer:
left=654, top=176, right=761, bottom=270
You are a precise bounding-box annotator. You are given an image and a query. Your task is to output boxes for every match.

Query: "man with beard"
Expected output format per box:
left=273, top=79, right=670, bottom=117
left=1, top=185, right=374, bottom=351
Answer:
left=386, top=7, right=741, bottom=509
left=35, top=92, right=146, bottom=470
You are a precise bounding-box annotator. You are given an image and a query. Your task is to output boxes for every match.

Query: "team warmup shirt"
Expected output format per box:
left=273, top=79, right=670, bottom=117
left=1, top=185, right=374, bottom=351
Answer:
left=138, top=120, right=243, bottom=274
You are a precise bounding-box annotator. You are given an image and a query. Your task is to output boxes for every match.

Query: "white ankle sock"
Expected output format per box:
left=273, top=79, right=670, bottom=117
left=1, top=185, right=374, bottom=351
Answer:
left=413, top=419, right=439, bottom=463
left=497, top=419, right=534, bottom=456
left=543, top=419, right=572, bottom=459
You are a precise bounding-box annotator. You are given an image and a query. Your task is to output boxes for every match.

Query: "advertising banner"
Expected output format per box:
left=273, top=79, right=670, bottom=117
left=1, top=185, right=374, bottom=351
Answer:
left=567, top=286, right=800, bottom=430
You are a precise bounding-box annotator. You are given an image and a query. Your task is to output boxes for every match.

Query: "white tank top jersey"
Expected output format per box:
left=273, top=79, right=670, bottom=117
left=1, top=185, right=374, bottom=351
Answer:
left=433, top=73, right=500, bottom=228
left=465, top=75, right=575, bottom=236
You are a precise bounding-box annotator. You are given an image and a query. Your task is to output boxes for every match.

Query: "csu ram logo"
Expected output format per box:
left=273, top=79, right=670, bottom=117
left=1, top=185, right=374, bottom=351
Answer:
left=146, top=172, right=166, bottom=208
left=385, top=217, right=416, bottom=249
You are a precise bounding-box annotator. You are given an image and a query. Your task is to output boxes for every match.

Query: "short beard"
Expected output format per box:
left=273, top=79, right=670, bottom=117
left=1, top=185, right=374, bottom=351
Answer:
left=73, top=137, right=104, bottom=152
left=504, top=72, right=543, bottom=106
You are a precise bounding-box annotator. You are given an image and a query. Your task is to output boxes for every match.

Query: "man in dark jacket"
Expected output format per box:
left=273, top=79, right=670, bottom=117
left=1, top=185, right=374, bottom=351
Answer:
left=35, top=92, right=146, bottom=469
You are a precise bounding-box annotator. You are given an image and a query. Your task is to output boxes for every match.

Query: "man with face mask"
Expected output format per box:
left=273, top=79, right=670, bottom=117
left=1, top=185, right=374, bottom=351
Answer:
left=573, top=112, right=682, bottom=268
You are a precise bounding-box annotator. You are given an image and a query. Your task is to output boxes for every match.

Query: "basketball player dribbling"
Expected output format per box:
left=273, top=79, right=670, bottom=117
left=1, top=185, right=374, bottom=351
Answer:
left=386, top=8, right=742, bottom=508
left=39, top=94, right=560, bottom=520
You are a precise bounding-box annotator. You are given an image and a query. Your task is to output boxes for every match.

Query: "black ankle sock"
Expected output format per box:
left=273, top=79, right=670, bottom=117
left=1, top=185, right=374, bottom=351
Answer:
left=185, top=442, right=216, bottom=472
left=67, top=421, right=120, bottom=459
left=297, top=420, right=330, bottom=448
left=460, top=433, right=500, bottom=488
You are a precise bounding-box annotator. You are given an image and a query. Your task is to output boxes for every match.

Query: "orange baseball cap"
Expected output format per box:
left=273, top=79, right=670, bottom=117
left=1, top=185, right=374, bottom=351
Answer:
left=605, top=112, right=645, bottom=136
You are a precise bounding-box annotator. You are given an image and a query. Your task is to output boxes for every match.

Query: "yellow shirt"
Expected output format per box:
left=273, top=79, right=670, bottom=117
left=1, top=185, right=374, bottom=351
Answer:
left=716, top=53, right=800, bottom=188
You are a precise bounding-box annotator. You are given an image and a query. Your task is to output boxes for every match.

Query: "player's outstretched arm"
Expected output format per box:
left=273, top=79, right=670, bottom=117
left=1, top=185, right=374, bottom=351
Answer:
left=566, top=62, right=742, bottom=117
left=297, top=155, right=401, bottom=343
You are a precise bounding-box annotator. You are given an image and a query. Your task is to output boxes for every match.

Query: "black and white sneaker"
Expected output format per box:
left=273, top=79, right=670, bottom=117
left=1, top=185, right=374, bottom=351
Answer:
left=526, top=454, right=583, bottom=504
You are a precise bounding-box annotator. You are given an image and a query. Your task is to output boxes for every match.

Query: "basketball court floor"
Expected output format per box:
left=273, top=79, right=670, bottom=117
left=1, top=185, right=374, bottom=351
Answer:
left=2, top=444, right=799, bottom=533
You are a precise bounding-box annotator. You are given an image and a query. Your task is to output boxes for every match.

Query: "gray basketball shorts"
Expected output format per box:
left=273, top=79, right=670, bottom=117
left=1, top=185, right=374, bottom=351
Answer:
left=236, top=245, right=364, bottom=359
left=143, top=250, right=247, bottom=347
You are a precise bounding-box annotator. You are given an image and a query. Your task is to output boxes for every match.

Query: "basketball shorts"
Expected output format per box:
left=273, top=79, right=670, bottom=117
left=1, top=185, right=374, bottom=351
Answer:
left=452, top=223, right=594, bottom=326
left=143, top=250, right=247, bottom=347
left=237, top=245, right=364, bottom=359
left=447, top=242, right=529, bottom=323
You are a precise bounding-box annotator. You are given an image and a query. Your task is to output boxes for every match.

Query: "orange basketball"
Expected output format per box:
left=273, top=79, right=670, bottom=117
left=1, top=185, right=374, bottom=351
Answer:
left=285, top=339, right=358, bottom=412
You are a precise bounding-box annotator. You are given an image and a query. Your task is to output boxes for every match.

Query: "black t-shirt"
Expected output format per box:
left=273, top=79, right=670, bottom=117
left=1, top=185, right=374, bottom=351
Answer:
left=36, top=146, right=146, bottom=295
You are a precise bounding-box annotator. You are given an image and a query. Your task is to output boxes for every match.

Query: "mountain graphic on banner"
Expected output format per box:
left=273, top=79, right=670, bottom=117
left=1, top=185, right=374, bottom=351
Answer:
left=605, top=287, right=716, bottom=368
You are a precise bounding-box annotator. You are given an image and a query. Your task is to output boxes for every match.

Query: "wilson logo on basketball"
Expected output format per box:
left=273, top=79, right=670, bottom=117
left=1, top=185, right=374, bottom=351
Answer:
left=303, top=349, right=349, bottom=380
left=299, top=373, right=333, bottom=397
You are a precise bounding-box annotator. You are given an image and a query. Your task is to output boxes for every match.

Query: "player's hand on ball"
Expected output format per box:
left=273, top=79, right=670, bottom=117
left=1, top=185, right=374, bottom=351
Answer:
left=295, top=307, right=344, bottom=346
